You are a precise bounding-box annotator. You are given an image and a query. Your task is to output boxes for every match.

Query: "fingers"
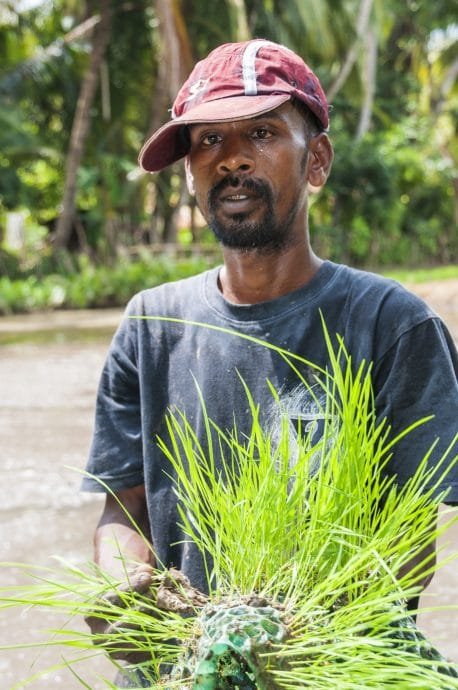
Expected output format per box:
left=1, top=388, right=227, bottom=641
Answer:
left=95, top=616, right=152, bottom=662
left=125, top=564, right=155, bottom=594
left=84, top=567, right=208, bottom=663
left=84, top=564, right=155, bottom=639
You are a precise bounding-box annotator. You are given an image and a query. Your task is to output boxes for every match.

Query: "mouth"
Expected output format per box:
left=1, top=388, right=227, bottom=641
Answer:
left=223, top=193, right=250, bottom=202
left=208, top=176, right=272, bottom=219
left=217, top=190, right=260, bottom=214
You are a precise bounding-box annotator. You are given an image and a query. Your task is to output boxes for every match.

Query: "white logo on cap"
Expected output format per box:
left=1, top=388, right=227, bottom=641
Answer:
left=187, top=78, right=210, bottom=99
left=173, top=77, right=211, bottom=117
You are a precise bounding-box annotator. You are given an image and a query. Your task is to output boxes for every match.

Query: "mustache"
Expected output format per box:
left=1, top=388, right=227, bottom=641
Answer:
left=208, top=175, right=272, bottom=208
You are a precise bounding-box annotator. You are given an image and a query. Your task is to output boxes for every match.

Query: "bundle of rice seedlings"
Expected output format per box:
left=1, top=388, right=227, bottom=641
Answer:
left=1, top=323, right=457, bottom=689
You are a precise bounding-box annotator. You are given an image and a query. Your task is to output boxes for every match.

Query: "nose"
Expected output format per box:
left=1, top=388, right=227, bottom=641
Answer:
left=216, top=137, right=255, bottom=176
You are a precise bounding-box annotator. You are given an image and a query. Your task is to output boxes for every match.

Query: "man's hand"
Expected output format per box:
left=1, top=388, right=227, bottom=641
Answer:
left=85, top=563, right=156, bottom=663
left=87, top=486, right=156, bottom=662
left=85, top=565, right=208, bottom=663
left=86, top=487, right=205, bottom=662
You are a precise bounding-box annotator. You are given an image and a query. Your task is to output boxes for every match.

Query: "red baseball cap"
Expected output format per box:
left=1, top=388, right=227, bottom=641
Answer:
left=139, top=39, right=329, bottom=172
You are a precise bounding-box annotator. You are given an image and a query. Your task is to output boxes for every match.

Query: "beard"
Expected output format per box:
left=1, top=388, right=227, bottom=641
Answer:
left=206, top=175, right=300, bottom=253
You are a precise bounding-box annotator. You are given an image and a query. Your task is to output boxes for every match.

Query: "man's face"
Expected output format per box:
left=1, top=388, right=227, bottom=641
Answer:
left=187, top=103, right=313, bottom=252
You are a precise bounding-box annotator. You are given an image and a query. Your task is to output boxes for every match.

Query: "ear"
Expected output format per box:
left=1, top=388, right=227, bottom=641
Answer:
left=306, top=133, right=333, bottom=188
left=184, top=156, right=195, bottom=196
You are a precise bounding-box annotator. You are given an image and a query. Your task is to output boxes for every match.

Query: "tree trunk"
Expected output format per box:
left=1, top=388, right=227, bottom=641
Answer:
left=147, top=0, right=194, bottom=138
left=154, top=0, right=194, bottom=103
left=356, top=26, right=377, bottom=139
left=226, top=0, right=251, bottom=41
left=151, top=0, right=194, bottom=244
left=326, top=0, right=374, bottom=103
left=53, top=0, right=112, bottom=250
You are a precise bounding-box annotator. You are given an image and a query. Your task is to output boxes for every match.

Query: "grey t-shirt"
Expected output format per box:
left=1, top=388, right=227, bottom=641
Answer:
left=83, top=261, right=458, bottom=589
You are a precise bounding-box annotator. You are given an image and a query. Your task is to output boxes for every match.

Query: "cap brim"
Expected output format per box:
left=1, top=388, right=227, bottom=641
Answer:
left=138, top=93, right=291, bottom=172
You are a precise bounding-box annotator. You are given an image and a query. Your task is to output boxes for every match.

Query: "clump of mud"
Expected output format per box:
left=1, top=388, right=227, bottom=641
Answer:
left=150, top=570, right=290, bottom=690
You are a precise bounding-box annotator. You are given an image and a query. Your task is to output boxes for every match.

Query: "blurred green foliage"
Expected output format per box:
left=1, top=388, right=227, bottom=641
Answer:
left=0, top=253, right=218, bottom=315
left=0, top=0, right=456, bottom=287
left=313, top=126, right=457, bottom=266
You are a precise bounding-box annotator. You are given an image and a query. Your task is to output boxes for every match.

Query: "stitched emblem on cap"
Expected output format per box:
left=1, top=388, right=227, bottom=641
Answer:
left=187, top=78, right=210, bottom=99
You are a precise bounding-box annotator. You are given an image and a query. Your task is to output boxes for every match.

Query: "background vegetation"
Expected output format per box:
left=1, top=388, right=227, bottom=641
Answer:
left=0, top=0, right=457, bottom=313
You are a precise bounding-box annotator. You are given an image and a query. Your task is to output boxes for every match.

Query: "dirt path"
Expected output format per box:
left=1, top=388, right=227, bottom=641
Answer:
left=404, top=278, right=458, bottom=342
left=0, top=278, right=457, bottom=688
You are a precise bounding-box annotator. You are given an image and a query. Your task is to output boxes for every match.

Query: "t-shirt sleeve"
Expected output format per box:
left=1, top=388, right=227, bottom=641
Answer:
left=373, top=316, right=458, bottom=503
left=81, top=301, right=145, bottom=493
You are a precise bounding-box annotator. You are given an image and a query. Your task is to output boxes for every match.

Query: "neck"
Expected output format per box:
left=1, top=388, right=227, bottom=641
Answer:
left=219, top=240, right=322, bottom=305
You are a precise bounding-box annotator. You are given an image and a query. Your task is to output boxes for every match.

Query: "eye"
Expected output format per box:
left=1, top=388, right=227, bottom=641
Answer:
left=200, top=133, right=222, bottom=147
left=252, top=127, right=273, bottom=140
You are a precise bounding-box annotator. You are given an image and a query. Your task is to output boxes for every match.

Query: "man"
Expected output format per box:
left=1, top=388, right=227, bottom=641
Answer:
left=83, top=40, right=458, bottom=685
